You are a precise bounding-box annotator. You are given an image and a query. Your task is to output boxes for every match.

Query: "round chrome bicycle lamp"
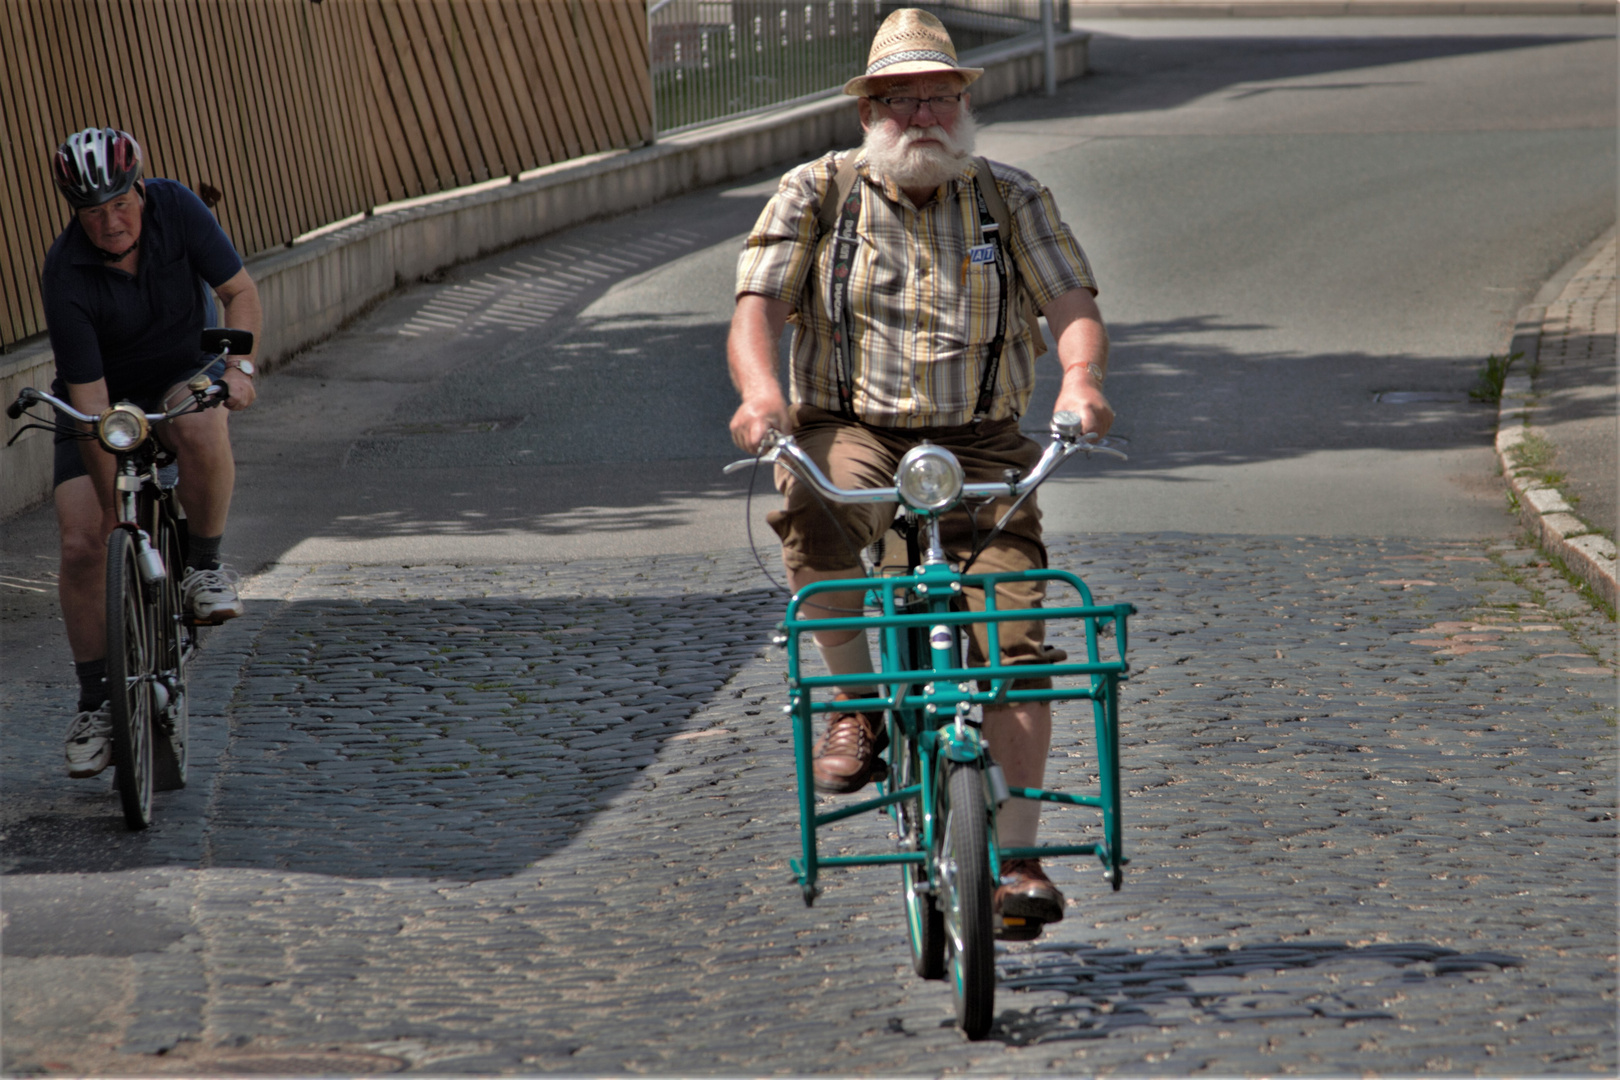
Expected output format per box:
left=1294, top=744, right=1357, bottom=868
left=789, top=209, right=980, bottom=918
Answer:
left=97, top=404, right=149, bottom=452
left=895, top=443, right=965, bottom=512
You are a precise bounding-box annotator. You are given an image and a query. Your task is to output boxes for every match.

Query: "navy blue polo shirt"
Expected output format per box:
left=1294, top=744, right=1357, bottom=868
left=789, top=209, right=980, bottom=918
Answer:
left=42, top=178, right=244, bottom=400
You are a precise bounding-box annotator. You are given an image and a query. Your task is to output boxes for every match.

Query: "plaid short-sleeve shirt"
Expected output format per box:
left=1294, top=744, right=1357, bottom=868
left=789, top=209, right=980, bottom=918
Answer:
left=735, top=151, right=1097, bottom=428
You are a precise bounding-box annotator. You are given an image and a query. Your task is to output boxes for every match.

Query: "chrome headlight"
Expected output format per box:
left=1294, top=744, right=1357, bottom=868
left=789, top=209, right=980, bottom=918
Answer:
left=895, top=443, right=964, bottom=513
left=97, top=404, right=149, bottom=452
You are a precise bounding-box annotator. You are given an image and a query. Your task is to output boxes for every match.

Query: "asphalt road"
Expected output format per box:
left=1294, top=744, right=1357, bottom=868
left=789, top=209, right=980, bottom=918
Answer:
left=1, top=14, right=1615, bottom=1077
left=6, top=16, right=1606, bottom=574
left=186, top=11, right=1610, bottom=568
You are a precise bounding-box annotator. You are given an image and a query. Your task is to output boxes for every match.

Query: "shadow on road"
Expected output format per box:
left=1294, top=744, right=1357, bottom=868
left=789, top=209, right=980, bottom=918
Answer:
left=1, top=588, right=781, bottom=879
left=990, top=939, right=1522, bottom=1045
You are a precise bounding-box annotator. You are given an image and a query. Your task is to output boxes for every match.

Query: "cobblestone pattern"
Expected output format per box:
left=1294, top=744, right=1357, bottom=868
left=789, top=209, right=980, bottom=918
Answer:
left=3, top=535, right=1615, bottom=1076
left=211, top=589, right=780, bottom=878
left=1541, top=239, right=1617, bottom=379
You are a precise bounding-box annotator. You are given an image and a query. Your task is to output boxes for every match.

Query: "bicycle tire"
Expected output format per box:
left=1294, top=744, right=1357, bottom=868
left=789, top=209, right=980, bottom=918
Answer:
left=943, top=760, right=995, bottom=1038
left=106, top=529, right=155, bottom=830
left=150, top=508, right=189, bottom=791
left=897, top=726, right=946, bottom=980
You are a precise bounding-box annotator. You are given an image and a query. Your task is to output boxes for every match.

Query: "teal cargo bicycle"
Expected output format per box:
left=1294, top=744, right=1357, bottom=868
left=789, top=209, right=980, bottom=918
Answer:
left=727, top=412, right=1135, bottom=1039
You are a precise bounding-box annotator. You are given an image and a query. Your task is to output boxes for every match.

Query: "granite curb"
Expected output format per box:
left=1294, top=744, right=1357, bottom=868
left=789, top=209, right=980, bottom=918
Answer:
left=1495, top=228, right=1618, bottom=609
left=1067, top=1, right=1613, bottom=16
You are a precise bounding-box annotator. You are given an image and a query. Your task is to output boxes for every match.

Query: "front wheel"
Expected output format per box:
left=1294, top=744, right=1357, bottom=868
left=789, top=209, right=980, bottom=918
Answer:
left=150, top=510, right=189, bottom=791
left=942, top=761, right=995, bottom=1039
left=106, top=529, right=155, bottom=830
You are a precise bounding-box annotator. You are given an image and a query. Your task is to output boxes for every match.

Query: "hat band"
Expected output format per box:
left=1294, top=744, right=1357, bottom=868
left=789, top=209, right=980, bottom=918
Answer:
left=865, top=49, right=959, bottom=76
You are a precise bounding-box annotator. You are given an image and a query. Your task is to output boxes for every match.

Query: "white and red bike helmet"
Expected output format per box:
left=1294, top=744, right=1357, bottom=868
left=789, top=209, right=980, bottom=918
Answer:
left=51, top=127, right=144, bottom=211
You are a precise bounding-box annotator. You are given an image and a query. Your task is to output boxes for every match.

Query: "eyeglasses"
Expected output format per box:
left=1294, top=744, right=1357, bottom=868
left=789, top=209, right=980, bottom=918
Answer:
left=869, top=93, right=964, bottom=118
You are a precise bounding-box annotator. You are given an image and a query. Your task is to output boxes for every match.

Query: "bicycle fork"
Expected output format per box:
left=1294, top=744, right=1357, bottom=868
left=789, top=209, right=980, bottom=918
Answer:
left=115, top=467, right=167, bottom=585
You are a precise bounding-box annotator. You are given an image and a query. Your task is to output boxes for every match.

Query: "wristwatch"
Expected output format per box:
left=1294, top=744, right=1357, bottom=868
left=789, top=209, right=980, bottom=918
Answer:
left=225, top=358, right=256, bottom=378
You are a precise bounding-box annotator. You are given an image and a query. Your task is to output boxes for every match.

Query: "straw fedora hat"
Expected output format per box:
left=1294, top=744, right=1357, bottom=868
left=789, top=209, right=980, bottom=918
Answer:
left=842, top=9, right=984, bottom=97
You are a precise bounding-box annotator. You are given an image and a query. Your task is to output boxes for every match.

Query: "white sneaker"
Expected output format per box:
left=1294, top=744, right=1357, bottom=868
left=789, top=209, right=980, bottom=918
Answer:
left=65, top=705, right=113, bottom=778
left=181, top=565, right=244, bottom=624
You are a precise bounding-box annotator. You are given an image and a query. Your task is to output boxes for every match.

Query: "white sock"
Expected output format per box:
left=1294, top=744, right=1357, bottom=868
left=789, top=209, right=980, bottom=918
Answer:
left=816, top=633, right=873, bottom=699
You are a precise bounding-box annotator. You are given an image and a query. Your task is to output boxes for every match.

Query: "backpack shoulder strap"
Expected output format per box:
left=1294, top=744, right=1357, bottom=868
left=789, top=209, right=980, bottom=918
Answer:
left=816, top=151, right=860, bottom=239
left=973, top=157, right=1048, bottom=359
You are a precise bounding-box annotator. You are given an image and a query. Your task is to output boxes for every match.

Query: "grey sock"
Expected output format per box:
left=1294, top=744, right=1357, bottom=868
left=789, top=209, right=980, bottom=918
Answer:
left=187, top=533, right=223, bottom=572
left=75, top=658, right=107, bottom=710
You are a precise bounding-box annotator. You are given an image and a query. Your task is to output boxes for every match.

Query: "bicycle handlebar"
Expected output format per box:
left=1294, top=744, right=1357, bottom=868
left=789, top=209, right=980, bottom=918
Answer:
left=8, top=379, right=227, bottom=428
left=723, top=410, right=1127, bottom=506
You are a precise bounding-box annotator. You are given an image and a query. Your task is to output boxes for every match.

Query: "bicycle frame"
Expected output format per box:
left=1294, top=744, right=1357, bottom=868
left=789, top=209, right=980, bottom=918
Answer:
left=783, top=562, right=1134, bottom=904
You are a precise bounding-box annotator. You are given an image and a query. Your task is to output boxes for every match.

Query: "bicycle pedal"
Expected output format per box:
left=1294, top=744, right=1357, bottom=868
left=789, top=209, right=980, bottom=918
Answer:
left=995, top=915, right=1044, bottom=943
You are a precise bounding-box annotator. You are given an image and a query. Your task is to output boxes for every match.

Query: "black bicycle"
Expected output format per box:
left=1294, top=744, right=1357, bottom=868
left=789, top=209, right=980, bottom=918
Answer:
left=7, top=328, right=250, bottom=829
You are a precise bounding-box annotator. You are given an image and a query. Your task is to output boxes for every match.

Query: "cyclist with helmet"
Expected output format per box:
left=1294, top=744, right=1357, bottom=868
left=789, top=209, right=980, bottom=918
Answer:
left=42, top=127, right=262, bottom=780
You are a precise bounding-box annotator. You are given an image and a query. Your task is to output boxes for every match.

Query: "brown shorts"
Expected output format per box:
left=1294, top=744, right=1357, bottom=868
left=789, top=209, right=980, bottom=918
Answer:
left=769, top=404, right=1055, bottom=690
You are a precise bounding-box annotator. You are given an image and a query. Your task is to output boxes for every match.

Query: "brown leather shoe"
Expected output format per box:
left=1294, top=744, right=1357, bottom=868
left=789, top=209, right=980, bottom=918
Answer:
left=811, top=696, right=888, bottom=794
left=995, top=858, right=1064, bottom=940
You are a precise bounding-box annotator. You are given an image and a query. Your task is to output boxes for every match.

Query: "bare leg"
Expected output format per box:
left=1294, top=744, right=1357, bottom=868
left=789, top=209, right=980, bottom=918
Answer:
left=56, top=476, right=112, bottom=663
left=787, top=564, right=871, bottom=690
left=159, top=403, right=233, bottom=537
left=983, top=700, right=1052, bottom=848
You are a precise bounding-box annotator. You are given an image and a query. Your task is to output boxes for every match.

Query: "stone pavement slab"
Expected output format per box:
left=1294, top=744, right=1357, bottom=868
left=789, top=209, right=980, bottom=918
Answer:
left=2, top=533, right=1613, bottom=1076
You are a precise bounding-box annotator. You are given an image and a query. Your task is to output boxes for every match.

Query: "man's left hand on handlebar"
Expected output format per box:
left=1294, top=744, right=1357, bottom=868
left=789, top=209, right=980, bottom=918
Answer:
left=1053, top=367, right=1113, bottom=439
left=220, top=366, right=255, bottom=410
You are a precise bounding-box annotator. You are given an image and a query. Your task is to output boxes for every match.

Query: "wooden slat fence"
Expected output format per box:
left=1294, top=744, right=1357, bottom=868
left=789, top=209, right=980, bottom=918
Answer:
left=0, top=0, right=652, bottom=354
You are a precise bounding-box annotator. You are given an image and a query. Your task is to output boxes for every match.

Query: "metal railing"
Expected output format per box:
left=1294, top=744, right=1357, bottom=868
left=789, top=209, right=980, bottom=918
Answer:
left=924, top=0, right=1070, bottom=51
left=648, top=1, right=1066, bottom=135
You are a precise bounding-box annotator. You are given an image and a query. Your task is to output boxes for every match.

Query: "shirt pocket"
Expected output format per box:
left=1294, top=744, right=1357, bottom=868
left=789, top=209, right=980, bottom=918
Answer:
left=950, top=243, right=1005, bottom=350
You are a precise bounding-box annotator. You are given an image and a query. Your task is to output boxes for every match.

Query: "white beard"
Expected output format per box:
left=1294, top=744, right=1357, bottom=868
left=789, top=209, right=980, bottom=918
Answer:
left=862, top=110, right=978, bottom=192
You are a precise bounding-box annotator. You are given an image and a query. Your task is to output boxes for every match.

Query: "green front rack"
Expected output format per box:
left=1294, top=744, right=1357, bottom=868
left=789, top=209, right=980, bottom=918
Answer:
left=780, top=562, right=1135, bottom=903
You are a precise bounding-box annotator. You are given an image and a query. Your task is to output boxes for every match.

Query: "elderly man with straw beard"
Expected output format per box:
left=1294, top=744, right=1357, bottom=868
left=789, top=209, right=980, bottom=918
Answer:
left=726, top=9, right=1114, bottom=940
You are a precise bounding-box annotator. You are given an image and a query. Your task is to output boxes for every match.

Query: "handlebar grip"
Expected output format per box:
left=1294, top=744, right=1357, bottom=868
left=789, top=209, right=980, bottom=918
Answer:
left=7, top=388, right=40, bottom=420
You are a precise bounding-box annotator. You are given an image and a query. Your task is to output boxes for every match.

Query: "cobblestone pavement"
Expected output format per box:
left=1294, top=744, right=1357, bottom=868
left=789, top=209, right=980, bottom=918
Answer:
left=2, top=531, right=1613, bottom=1075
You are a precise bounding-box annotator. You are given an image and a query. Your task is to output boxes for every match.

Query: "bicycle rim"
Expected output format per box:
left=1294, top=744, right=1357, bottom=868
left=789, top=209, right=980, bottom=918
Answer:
left=106, top=530, right=154, bottom=830
left=943, top=760, right=994, bottom=1038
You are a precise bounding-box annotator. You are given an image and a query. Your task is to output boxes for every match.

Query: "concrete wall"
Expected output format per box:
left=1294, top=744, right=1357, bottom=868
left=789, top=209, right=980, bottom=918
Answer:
left=0, top=31, right=1088, bottom=519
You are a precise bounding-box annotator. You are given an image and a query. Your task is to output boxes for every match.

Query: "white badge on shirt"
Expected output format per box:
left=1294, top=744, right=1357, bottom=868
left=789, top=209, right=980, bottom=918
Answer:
left=968, top=243, right=997, bottom=265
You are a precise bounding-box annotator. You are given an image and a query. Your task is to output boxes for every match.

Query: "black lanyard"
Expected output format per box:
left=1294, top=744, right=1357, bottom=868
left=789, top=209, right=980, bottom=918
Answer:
left=827, top=178, right=863, bottom=420
left=969, top=177, right=1009, bottom=424
left=829, top=174, right=1009, bottom=423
